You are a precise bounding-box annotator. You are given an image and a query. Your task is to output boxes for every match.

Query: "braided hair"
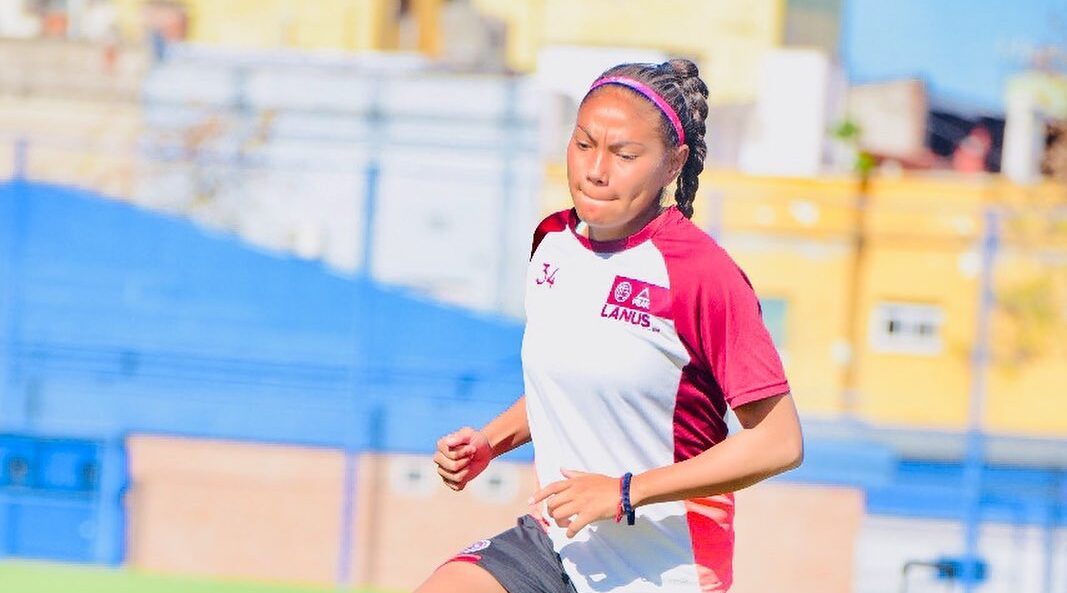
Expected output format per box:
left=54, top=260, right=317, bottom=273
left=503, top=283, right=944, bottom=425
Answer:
left=583, top=59, right=709, bottom=219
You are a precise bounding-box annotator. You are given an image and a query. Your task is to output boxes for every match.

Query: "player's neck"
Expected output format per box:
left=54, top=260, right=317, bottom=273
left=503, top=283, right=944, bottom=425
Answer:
left=584, top=205, right=665, bottom=242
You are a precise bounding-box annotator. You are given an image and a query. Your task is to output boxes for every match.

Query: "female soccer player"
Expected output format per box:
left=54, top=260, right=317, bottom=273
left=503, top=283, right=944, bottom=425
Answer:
left=417, top=59, right=803, bottom=593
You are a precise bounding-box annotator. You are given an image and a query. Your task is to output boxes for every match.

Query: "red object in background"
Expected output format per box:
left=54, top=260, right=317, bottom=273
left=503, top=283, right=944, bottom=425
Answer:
left=102, top=42, right=118, bottom=72
left=42, top=10, right=68, bottom=38
left=952, top=126, right=992, bottom=173
left=144, top=2, right=188, bottom=42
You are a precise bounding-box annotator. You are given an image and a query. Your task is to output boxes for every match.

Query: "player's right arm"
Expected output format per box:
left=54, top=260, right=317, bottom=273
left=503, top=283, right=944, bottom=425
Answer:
left=433, top=395, right=530, bottom=491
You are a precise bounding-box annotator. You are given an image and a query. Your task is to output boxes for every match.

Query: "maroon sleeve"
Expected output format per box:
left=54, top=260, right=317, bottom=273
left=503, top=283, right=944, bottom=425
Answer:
left=656, top=232, right=789, bottom=409
left=530, top=210, right=570, bottom=260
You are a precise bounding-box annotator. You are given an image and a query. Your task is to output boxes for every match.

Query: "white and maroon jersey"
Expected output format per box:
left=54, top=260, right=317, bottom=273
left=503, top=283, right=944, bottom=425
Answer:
left=522, top=206, right=789, bottom=593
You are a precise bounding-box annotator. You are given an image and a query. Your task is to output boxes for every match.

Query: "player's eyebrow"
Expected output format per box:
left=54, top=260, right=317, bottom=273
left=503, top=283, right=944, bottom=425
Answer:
left=575, top=125, right=645, bottom=150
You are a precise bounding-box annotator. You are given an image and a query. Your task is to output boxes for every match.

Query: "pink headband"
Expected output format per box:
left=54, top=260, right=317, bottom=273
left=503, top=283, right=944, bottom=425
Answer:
left=588, top=76, right=686, bottom=145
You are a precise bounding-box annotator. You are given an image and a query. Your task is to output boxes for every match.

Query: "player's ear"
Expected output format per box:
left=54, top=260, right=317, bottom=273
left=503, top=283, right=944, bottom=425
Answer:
left=668, top=144, right=688, bottom=181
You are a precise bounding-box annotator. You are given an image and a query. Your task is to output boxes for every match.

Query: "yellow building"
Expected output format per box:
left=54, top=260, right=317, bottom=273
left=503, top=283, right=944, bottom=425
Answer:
left=112, top=0, right=786, bottom=105
left=472, top=0, right=786, bottom=104
left=707, top=171, right=1065, bottom=436
left=111, top=0, right=403, bottom=52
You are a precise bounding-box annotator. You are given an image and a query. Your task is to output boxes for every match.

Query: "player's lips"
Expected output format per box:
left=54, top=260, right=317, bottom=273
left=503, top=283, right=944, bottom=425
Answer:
left=577, top=187, right=615, bottom=201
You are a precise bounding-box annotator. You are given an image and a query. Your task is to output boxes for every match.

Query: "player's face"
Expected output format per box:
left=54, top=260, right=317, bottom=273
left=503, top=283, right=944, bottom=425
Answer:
left=566, top=88, right=688, bottom=242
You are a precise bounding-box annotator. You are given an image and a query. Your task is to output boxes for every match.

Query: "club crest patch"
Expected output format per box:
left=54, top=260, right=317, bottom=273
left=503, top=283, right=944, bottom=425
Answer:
left=460, top=539, right=491, bottom=554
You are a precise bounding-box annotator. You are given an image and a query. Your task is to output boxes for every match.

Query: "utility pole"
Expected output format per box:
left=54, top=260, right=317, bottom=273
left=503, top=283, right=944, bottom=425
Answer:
left=837, top=121, right=875, bottom=417
left=961, top=208, right=1000, bottom=592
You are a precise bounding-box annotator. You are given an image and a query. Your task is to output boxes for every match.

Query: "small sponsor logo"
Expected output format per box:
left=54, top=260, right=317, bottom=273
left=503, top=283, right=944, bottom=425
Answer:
left=632, top=287, right=651, bottom=310
left=460, top=539, right=491, bottom=554
left=613, top=281, right=633, bottom=303
left=535, top=263, right=558, bottom=287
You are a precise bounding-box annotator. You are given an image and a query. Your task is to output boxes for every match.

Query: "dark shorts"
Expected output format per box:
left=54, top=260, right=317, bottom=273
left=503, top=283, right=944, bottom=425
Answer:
left=447, top=515, right=578, bottom=593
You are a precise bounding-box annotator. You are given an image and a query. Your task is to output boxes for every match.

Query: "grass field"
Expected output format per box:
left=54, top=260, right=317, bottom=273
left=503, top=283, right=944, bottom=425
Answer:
left=0, top=561, right=389, bottom=593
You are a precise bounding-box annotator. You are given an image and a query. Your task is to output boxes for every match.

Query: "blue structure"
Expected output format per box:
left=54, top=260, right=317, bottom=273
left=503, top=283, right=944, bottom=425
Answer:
left=0, top=180, right=526, bottom=563
left=0, top=434, right=124, bottom=564
left=0, top=180, right=525, bottom=445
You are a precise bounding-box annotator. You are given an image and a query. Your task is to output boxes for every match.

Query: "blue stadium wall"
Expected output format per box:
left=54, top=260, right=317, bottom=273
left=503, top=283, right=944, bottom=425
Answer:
left=0, top=180, right=526, bottom=564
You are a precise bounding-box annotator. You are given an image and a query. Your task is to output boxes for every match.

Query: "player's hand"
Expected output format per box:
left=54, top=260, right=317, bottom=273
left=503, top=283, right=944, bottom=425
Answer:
left=433, top=427, right=492, bottom=491
left=529, top=469, right=621, bottom=538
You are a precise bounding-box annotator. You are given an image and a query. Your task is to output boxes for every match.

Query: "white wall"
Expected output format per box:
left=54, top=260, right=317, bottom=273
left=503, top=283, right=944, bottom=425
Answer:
left=135, top=49, right=543, bottom=317
left=855, top=516, right=1066, bottom=593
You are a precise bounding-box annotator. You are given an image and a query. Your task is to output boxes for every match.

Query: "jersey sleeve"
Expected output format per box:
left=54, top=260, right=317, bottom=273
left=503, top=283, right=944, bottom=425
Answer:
left=689, top=261, right=789, bottom=409
left=530, top=210, right=570, bottom=260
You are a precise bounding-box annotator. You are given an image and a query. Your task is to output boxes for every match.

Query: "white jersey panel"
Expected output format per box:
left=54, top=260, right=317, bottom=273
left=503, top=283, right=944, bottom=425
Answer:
left=522, top=229, right=703, bottom=593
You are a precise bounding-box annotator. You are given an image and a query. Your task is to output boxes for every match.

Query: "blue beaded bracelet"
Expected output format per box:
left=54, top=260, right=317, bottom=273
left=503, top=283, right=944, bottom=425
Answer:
left=621, top=472, right=635, bottom=525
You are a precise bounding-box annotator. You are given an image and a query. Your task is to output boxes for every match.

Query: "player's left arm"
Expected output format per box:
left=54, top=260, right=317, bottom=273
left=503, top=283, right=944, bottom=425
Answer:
left=629, top=391, right=803, bottom=506
left=532, top=392, right=802, bottom=537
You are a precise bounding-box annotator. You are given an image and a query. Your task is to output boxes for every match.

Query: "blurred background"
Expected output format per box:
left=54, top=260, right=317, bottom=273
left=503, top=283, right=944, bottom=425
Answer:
left=0, top=1, right=1065, bottom=592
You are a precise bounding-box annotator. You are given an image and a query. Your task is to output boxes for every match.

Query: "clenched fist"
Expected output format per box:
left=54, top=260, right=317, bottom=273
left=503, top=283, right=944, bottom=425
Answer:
left=433, top=427, right=492, bottom=491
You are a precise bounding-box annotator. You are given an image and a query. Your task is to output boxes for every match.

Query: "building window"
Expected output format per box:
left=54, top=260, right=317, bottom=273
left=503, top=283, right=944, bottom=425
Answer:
left=870, top=302, right=944, bottom=355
